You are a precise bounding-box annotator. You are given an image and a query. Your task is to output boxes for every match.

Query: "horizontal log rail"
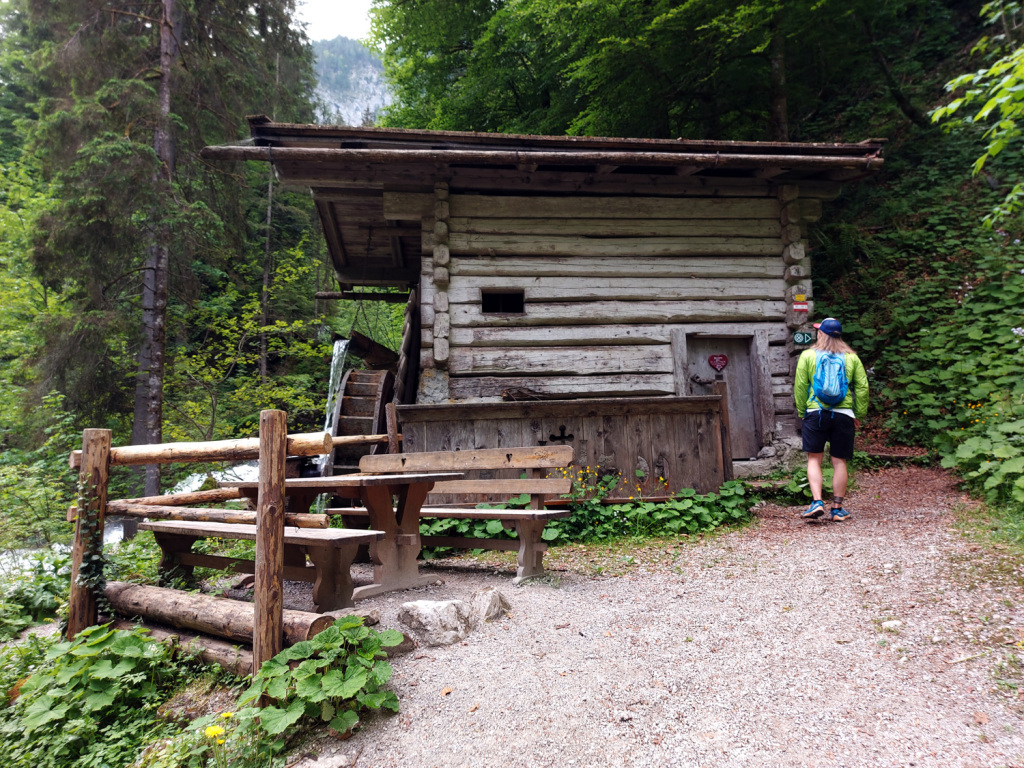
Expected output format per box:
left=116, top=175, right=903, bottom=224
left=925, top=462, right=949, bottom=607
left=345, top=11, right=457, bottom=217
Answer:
left=202, top=145, right=884, bottom=172
left=69, top=431, right=332, bottom=469
left=332, top=433, right=399, bottom=447
left=113, top=488, right=245, bottom=506
left=106, top=503, right=328, bottom=528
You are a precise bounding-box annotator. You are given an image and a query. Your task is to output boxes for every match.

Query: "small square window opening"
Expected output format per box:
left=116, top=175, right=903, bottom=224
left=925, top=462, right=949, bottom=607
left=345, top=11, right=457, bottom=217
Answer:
left=481, top=290, right=525, bottom=313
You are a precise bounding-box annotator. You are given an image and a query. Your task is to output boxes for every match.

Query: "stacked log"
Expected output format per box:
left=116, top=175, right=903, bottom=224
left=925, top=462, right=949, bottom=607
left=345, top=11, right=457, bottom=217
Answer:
left=105, top=582, right=331, bottom=647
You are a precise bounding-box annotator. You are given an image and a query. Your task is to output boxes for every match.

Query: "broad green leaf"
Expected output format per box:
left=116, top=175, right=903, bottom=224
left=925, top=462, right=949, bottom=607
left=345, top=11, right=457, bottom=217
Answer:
left=328, top=709, right=359, bottom=734
left=259, top=701, right=306, bottom=736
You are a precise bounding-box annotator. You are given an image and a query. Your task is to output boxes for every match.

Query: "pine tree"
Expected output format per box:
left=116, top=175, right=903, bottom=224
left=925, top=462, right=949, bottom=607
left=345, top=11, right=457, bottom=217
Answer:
left=7, top=0, right=316, bottom=493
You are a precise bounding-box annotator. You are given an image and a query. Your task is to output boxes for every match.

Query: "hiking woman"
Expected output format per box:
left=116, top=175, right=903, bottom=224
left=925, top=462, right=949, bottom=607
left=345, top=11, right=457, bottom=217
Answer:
left=793, top=317, right=869, bottom=521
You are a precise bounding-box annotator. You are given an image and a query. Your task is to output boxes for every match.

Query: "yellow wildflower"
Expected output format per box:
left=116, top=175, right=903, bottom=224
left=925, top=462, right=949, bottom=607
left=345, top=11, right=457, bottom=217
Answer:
left=205, top=725, right=226, bottom=739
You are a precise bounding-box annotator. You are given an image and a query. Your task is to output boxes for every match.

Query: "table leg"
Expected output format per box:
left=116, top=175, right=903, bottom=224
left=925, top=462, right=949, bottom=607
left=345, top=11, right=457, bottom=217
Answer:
left=152, top=532, right=198, bottom=585
left=352, top=482, right=435, bottom=599
left=305, top=544, right=358, bottom=612
left=512, top=519, right=548, bottom=583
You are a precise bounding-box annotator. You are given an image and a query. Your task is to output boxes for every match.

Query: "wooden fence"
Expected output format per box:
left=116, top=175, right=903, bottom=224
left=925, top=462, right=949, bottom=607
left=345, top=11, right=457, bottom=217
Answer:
left=66, top=413, right=388, bottom=673
left=397, top=388, right=732, bottom=498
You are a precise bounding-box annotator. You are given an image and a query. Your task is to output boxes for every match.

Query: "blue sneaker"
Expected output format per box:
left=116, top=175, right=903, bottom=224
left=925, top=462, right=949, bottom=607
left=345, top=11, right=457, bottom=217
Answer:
left=802, top=500, right=826, bottom=519
left=830, top=507, right=851, bottom=522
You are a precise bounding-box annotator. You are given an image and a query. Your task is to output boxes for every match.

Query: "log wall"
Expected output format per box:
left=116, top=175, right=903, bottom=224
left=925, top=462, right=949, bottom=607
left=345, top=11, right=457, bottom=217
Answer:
left=397, top=182, right=820, bottom=455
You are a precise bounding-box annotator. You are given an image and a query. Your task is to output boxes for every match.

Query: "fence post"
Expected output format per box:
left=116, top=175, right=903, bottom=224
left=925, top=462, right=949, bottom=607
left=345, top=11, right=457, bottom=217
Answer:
left=254, top=410, right=287, bottom=672
left=712, top=380, right=735, bottom=482
left=67, top=429, right=112, bottom=638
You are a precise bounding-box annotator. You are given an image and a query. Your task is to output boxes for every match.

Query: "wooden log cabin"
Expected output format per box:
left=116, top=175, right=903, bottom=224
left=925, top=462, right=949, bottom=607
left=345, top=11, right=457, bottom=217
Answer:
left=202, top=120, right=881, bottom=492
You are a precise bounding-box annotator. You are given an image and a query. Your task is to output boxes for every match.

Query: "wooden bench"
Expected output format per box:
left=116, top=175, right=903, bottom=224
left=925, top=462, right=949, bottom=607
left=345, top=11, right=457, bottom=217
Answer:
left=139, top=520, right=384, bottom=613
left=332, top=446, right=574, bottom=583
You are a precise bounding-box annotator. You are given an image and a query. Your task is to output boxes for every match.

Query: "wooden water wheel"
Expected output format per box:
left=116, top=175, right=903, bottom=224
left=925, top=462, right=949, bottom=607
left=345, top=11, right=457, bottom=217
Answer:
left=324, top=368, right=396, bottom=476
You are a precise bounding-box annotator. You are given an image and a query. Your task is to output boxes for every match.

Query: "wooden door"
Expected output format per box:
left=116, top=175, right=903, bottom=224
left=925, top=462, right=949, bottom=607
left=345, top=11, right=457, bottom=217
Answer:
left=686, top=337, right=760, bottom=459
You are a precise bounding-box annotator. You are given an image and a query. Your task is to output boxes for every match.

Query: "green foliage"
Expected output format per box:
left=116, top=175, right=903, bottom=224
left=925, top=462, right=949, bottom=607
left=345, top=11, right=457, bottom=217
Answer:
left=238, top=615, right=402, bottom=735
left=0, top=550, right=70, bottom=642
left=932, top=2, right=1024, bottom=223
left=0, top=614, right=404, bottom=768
left=549, top=479, right=753, bottom=543
left=137, top=617, right=403, bottom=767
left=421, top=473, right=753, bottom=548
left=0, top=392, right=78, bottom=551
left=164, top=240, right=334, bottom=440
left=372, top=0, right=958, bottom=140
left=0, top=624, right=189, bottom=768
left=880, top=249, right=1024, bottom=513
left=104, top=531, right=164, bottom=586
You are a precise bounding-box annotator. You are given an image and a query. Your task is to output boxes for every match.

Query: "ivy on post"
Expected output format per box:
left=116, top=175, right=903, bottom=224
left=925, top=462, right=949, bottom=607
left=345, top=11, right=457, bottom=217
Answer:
left=67, top=429, right=112, bottom=638
left=254, top=409, right=287, bottom=675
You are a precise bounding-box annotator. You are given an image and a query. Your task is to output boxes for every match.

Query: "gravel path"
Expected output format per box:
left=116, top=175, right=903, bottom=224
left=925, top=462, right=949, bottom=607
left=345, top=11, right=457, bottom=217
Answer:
left=295, top=466, right=1024, bottom=767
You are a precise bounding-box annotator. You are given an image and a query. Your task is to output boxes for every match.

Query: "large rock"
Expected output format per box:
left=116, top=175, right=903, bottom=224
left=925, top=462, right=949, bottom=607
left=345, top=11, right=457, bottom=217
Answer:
left=472, top=587, right=510, bottom=626
left=398, top=600, right=474, bottom=646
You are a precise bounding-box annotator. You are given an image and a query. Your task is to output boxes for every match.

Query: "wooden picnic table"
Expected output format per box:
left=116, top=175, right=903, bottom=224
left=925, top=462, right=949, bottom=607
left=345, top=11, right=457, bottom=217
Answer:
left=220, top=472, right=462, bottom=600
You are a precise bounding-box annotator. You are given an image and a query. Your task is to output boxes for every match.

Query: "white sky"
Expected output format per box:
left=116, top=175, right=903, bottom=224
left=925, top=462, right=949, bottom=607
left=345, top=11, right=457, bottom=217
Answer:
left=297, top=0, right=374, bottom=42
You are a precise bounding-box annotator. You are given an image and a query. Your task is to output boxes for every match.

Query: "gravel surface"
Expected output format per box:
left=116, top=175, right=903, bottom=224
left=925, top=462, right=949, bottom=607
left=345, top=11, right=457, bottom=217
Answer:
left=287, top=466, right=1024, bottom=768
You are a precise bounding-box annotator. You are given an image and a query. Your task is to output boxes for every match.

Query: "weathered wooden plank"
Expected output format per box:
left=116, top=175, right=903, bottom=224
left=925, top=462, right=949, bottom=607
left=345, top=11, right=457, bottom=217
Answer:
left=670, top=328, right=688, bottom=397
left=752, top=330, right=775, bottom=445
left=447, top=277, right=786, bottom=304
left=447, top=374, right=676, bottom=399
left=449, top=216, right=782, bottom=238
left=445, top=322, right=784, bottom=351
left=445, top=255, right=786, bottom=280
left=428, top=478, right=572, bottom=495
left=304, top=167, right=783, bottom=196
left=139, top=519, right=383, bottom=546
left=397, top=396, right=722, bottom=422
left=474, top=415, right=525, bottom=453
left=773, top=379, right=796, bottom=396
left=451, top=300, right=787, bottom=327
left=449, top=345, right=672, bottom=376
left=360, top=445, right=573, bottom=473
left=111, top=504, right=328, bottom=528
left=769, top=344, right=791, bottom=375
left=386, top=193, right=779, bottom=220
left=431, top=233, right=782, bottom=258
left=773, top=394, right=796, bottom=413
left=448, top=324, right=666, bottom=348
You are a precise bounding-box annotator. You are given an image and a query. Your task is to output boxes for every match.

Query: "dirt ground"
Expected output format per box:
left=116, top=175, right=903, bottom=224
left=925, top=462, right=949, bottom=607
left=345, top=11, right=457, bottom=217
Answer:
left=287, top=465, right=1024, bottom=768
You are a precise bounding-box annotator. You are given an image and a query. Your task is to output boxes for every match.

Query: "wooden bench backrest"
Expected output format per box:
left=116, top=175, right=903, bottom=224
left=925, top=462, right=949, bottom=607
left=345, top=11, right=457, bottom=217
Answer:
left=359, top=445, right=572, bottom=473
left=359, top=446, right=574, bottom=505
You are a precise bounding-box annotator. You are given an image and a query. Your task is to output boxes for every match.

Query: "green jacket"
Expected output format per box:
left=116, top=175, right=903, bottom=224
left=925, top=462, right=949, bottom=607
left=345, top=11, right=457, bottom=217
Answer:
left=793, top=349, right=869, bottom=419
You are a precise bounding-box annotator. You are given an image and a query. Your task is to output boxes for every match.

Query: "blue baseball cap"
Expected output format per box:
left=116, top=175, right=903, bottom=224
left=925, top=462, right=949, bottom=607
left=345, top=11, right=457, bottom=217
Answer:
left=814, top=317, right=842, bottom=337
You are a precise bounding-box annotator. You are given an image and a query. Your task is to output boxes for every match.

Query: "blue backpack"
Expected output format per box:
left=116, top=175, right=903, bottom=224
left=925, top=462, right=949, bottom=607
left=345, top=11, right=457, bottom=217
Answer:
left=811, top=351, right=849, bottom=408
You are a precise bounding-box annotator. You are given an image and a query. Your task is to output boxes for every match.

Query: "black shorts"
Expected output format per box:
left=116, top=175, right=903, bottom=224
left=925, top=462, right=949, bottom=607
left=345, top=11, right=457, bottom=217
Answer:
left=802, top=411, right=856, bottom=460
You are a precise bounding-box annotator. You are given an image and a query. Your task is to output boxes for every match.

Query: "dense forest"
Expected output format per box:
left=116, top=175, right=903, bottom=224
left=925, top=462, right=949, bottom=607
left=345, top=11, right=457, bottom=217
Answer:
left=1, top=0, right=1023, bottom=549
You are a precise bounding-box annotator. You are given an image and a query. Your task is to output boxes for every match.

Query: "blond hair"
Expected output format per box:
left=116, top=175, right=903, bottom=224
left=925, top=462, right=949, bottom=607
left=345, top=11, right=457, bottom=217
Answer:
left=814, top=332, right=854, bottom=355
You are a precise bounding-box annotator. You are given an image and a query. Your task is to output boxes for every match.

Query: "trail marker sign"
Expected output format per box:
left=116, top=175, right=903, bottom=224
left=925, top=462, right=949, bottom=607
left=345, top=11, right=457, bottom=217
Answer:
left=793, top=331, right=815, bottom=345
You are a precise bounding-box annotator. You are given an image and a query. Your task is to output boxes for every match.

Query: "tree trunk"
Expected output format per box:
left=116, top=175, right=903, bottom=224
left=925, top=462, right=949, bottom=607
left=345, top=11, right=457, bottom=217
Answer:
left=131, top=0, right=180, bottom=502
left=768, top=19, right=789, bottom=142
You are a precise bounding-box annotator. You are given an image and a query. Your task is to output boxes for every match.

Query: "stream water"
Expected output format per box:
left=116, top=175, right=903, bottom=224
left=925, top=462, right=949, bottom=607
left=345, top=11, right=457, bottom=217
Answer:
left=315, top=338, right=350, bottom=476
